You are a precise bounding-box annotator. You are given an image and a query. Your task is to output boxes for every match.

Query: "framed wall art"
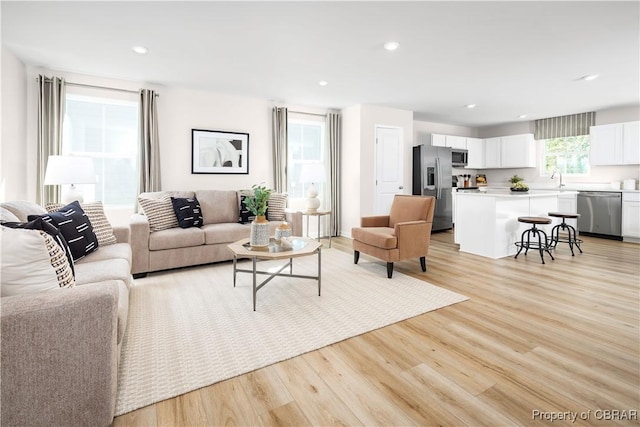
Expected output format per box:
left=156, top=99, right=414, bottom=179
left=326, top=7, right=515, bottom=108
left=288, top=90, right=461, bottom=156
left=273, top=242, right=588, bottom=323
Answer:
left=191, top=129, right=249, bottom=174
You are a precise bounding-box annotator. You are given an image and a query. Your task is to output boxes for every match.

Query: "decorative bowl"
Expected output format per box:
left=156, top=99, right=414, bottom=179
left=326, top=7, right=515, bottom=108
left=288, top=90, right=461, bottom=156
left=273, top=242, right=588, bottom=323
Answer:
left=510, top=187, right=529, bottom=192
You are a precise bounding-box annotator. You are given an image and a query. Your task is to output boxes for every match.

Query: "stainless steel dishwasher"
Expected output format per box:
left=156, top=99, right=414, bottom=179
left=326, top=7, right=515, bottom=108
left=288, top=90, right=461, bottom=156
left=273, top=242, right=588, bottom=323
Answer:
left=577, top=191, right=622, bottom=238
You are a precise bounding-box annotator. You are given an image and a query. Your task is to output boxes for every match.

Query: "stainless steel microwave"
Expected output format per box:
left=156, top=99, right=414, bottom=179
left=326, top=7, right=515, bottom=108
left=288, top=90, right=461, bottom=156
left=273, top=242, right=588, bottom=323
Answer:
left=452, top=149, right=468, bottom=167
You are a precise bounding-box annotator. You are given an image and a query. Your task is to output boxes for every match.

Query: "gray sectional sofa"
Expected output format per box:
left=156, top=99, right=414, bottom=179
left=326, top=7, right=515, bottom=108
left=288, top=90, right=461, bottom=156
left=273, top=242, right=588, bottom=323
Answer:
left=0, top=200, right=132, bottom=427
left=130, top=190, right=302, bottom=276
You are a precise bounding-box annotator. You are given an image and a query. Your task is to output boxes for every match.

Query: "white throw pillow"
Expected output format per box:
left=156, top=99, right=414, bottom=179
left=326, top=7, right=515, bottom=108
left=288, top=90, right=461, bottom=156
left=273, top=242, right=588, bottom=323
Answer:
left=138, top=193, right=179, bottom=232
left=1, top=227, right=75, bottom=297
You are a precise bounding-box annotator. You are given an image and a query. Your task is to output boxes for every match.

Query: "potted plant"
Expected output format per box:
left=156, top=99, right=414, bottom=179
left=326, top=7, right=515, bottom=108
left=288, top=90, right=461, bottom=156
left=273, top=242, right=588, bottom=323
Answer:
left=245, top=184, right=272, bottom=246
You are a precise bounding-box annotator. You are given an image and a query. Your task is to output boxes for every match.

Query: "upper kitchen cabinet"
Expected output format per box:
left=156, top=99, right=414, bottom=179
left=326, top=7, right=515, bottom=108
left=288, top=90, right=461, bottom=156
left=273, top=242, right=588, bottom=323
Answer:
left=484, top=137, right=501, bottom=168
left=590, top=121, right=640, bottom=165
left=431, top=134, right=467, bottom=149
left=479, top=134, right=536, bottom=169
left=501, top=134, right=536, bottom=168
left=465, top=137, right=484, bottom=169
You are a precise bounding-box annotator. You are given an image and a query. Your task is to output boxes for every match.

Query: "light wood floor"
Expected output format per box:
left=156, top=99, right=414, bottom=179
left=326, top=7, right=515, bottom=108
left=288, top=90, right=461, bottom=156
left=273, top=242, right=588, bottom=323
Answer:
left=113, top=231, right=640, bottom=426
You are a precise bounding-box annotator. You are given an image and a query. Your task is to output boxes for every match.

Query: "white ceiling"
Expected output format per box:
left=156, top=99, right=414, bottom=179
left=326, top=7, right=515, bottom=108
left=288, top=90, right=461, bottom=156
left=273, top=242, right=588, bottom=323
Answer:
left=2, top=1, right=639, bottom=127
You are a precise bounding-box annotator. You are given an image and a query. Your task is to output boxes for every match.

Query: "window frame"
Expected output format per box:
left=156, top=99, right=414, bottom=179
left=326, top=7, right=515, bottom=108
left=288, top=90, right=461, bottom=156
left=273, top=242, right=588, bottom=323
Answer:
left=539, top=134, right=591, bottom=177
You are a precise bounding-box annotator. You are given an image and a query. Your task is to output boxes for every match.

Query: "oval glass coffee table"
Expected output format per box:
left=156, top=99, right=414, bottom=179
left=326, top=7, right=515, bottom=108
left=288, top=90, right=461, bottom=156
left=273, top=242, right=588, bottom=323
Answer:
left=227, top=237, right=322, bottom=311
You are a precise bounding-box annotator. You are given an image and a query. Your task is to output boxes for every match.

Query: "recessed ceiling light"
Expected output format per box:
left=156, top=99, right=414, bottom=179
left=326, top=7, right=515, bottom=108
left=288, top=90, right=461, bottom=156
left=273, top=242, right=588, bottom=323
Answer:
left=465, top=104, right=477, bottom=109
left=132, top=46, right=148, bottom=55
left=384, top=41, right=399, bottom=51
left=580, top=74, right=599, bottom=81
left=318, top=80, right=328, bottom=86
left=519, top=114, right=528, bottom=119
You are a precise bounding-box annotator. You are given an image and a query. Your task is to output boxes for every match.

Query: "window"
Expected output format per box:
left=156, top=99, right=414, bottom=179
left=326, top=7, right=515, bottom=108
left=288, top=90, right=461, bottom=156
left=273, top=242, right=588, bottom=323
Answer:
left=541, top=135, right=590, bottom=176
left=287, top=117, right=327, bottom=208
left=63, top=94, right=139, bottom=207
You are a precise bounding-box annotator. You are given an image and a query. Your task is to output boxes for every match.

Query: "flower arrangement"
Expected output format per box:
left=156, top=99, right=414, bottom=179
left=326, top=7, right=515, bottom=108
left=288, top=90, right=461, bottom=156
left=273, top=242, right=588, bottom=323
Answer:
left=244, top=184, right=271, bottom=217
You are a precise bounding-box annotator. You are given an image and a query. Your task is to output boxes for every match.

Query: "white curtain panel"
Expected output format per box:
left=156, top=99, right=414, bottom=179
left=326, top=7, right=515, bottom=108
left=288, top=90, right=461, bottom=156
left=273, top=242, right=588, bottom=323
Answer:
left=37, top=75, right=66, bottom=205
left=138, top=89, right=161, bottom=203
left=327, top=112, right=341, bottom=236
left=272, top=107, right=288, bottom=193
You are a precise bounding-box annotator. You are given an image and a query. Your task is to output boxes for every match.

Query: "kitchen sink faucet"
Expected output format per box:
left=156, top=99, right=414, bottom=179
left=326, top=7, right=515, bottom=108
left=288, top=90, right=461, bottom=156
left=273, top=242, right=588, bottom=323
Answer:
left=551, top=170, right=565, bottom=188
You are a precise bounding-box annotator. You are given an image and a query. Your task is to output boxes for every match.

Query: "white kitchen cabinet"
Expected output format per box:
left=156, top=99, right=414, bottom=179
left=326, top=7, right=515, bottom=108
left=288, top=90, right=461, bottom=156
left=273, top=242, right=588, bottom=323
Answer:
left=431, top=133, right=467, bottom=149
left=623, top=121, right=640, bottom=164
left=590, top=121, right=640, bottom=165
left=431, top=134, right=446, bottom=147
left=622, top=192, right=640, bottom=241
left=484, top=137, right=501, bottom=168
left=466, top=137, right=484, bottom=169
left=558, top=192, right=578, bottom=229
left=501, top=134, right=536, bottom=168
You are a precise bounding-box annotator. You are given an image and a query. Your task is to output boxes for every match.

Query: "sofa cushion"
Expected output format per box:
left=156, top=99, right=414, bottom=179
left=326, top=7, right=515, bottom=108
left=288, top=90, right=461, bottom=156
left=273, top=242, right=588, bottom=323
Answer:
left=149, top=226, right=205, bottom=250
left=196, top=190, right=240, bottom=225
left=171, top=197, right=203, bottom=228
left=352, top=227, right=398, bottom=249
left=1, top=226, right=75, bottom=297
left=202, top=222, right=251, bottom=245
left=1, top=200, right=47, bottom=222
left=389, top=196, right=432, bottom=228
left=138, top=193, right=179, bottom=232
left=46, top=201, right=117, bottom=246
left=74, top=258, right=132, bottom=287
left=75, top=242, right=131, bottom=265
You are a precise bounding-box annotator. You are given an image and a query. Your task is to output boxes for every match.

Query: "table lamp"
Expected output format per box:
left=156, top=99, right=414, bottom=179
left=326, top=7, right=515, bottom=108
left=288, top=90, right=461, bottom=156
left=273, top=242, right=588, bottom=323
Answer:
left=299, top=163, right=326, bottom=213
left=44, top=155, right=96, bottom=203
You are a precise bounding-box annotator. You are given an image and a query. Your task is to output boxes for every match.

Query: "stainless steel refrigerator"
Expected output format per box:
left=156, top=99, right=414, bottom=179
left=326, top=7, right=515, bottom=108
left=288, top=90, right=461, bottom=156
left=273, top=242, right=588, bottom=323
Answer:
left=412, top=145, right=453, bottom=231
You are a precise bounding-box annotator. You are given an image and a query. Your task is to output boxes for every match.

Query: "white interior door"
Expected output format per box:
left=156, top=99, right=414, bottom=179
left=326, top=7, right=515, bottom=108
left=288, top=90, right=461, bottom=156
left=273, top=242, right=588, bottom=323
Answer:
left=375, top=126, right=404, bottom=214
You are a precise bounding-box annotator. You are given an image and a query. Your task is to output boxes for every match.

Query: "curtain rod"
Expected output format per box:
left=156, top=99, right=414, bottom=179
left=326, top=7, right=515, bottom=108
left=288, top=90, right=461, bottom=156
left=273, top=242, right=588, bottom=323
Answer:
left=288, top=110, right=327, bottom=117
left=39, top=78, right=159, bottom=96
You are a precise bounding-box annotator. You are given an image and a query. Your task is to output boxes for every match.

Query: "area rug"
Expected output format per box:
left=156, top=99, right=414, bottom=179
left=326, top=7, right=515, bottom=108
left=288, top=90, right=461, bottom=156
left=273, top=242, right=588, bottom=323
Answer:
left=115, top=248, right=468, bottom=415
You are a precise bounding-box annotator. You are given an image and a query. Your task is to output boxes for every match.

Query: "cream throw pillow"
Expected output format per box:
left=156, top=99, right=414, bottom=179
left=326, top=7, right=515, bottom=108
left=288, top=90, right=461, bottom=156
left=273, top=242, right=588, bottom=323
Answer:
left=1, top=227, right=75, bottom=297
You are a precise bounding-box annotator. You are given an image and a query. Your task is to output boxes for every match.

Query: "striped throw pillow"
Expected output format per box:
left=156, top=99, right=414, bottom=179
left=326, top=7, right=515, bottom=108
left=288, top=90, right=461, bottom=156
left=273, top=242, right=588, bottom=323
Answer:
left=46, top=201, right=117, bottom=246
left=138, top=193, right=179, bottom=232
left=267, top=193, right=288, bottom=221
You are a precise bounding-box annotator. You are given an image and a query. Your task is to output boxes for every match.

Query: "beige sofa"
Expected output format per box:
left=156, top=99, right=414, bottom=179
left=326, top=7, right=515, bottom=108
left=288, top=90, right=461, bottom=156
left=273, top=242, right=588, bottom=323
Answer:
left=130, top=190, right=303, bottom=276
left=1, top=201, right=132, bottom=427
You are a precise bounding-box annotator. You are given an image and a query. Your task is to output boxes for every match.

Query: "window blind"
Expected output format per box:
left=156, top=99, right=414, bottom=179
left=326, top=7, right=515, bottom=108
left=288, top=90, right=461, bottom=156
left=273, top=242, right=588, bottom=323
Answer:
left=534, top=112, right=595, bottom=139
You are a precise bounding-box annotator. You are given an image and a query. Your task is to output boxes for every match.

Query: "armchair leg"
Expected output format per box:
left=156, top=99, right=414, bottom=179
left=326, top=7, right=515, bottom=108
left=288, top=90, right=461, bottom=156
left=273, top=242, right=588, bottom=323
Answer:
left=354, top=251, right=360, bottom=264
left=420, top=257, right=426, bottom=272
left=387, top=262, right=394, bottom=279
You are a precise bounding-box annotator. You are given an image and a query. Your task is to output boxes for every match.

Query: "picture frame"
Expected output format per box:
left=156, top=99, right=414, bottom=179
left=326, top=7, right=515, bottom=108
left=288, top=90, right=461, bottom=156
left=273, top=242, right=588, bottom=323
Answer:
left=191, top=129, right=249, bottom=174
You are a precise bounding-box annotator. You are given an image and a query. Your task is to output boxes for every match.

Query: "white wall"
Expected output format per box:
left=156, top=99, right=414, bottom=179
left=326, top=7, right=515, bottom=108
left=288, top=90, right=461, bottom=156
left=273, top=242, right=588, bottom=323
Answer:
left=340, top=104, right=362, bottom=238
left=340, top=104, right=413, bottom=238
left=1, top=46, right=27, bottom=201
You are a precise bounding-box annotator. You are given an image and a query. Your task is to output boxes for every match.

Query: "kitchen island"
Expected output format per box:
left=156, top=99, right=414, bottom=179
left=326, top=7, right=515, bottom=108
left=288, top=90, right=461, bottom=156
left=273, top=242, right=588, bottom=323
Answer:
left=455, top=189, right=577, bottom=259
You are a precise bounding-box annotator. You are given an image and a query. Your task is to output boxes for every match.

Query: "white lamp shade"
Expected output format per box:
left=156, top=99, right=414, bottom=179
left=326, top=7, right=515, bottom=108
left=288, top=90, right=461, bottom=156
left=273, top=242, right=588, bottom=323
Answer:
left=44, top=155, right=96, bottom=185
left=299, top=163, right=326, bottom=183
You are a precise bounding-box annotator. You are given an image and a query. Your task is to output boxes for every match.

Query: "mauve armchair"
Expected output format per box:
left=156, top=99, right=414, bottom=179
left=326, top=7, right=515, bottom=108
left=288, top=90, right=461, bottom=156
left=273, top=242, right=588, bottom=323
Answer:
left=352, top=195, right=436, bottom=278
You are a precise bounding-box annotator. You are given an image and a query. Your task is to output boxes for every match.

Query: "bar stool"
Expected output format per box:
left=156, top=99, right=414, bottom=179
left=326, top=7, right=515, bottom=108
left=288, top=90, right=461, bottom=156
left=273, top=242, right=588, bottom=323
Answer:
left=548, top=212, right=583, bottom=256
left=514, top=217, right=555, bottom=264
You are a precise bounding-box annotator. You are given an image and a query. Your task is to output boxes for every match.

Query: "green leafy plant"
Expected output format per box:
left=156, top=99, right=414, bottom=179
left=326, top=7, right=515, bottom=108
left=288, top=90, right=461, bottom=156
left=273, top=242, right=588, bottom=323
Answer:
left=244, top=184, right=272, bottom=216
left=509, top=175, right=524, bottom=184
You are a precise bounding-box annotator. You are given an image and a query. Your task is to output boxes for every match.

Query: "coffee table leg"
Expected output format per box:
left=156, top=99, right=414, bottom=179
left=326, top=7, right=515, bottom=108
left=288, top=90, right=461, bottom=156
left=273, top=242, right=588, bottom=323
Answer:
left=252, top=257, right=257, bottom=311
left=318, top=247, right=322, bottom=296
left=233, top=255, right=237, bottom=287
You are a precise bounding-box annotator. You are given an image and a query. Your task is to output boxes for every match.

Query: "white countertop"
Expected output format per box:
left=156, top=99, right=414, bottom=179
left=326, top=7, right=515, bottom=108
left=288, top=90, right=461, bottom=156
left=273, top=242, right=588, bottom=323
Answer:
left=455, top=185, right=640, bottom=193
left=455, top=188, right=577, bottom=198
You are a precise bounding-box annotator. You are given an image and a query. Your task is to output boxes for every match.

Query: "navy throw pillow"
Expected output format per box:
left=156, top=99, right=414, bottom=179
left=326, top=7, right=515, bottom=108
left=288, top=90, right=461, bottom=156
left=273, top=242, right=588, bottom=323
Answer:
left=171, top=197, right=203, bottom=228
left=28, top=201, right=98, bottom=261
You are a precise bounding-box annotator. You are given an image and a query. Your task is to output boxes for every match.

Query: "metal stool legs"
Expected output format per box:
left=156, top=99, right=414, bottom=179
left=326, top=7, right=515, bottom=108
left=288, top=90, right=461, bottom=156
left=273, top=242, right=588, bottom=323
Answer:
left=515, top=224, right=555, bottom=264
left=550, top=219, right=583, bottom=256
